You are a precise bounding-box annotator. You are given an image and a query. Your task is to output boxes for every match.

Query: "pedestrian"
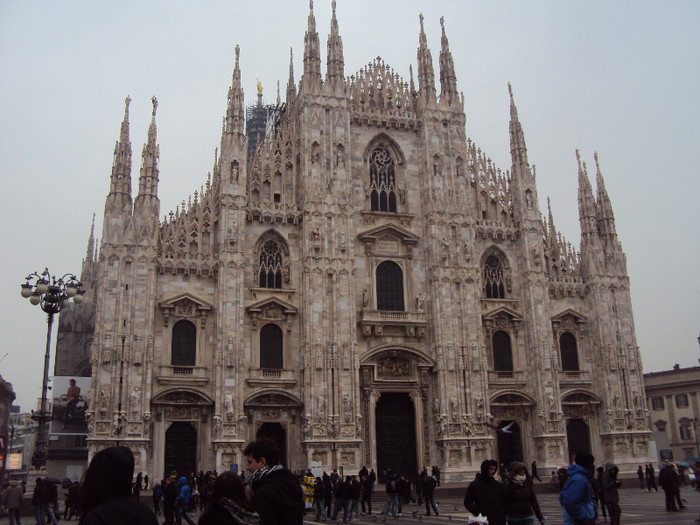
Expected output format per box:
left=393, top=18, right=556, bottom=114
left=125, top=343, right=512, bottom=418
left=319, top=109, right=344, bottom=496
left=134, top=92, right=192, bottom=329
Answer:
left=312, top=477, right=327, bottom=522
left=464, top=459, right=506, bottom=525
left=601, top=463, right=621, bottom=525
left=658, top=463, right=684, bottom=512
left=531, top=461, right=542, bottom=482
left=381, top=470, right=399, bottom=521
left=2, top=479, right=23, bottom=525
left=359, top=472, right=372, bottom=516
left=502, top=461, right=545, bottom=525
left=144, top=474, right=149, bottom=491
left=176, top=476, right=197, bottom=525
left=64, top=481, right=80, bottom=520
left=198, top=471, right=259, bottom=525
left=645, top=464, right=658, bottom=492
left=32, top=478, right=46, bottom=525
left=77, top=445, right=158, bottom=525
left=44, top=479, right=59, bottom=525
left=164, top=476, right=179, bottom=525
left=152, top=482, right=163, bottom=516
left=558, top=451, right=596, bottom=525
left=421, top=471, right=438, bottom=517
left=349, top=475, right=361, bottom=521
left=322, top=475, right=333, bottom=520
left=431, top=465, right=441, bottom=487
left=333, top=475, right=354, bottom=523
left=243, top=437, right=304, bottom=525
left=594, top=466, right=606, bottom=520
left=637, top=465, right=645, bottom=489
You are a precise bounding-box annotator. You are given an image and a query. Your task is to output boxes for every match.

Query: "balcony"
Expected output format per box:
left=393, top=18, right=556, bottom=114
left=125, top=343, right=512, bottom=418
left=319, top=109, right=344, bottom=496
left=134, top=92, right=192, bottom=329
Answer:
left=488, top=370, right=527, bottom=388
left=156, top=365, right=210, bottom=386
left=558, top=370, right=592, bottom=386
left=246, top=368, right=297, bottom=387
left=358, top=309, right=428, bottom=338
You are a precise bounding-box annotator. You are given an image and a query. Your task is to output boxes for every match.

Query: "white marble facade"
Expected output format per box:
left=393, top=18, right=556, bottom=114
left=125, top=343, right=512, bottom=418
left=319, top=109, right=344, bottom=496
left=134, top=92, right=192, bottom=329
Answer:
left=85, top=5, right=650, bottom=480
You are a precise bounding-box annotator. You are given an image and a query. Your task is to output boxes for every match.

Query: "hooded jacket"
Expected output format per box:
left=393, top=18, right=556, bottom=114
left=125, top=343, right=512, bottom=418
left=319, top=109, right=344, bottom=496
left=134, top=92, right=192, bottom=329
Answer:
left=502, top=470, right=543, bottom=521
left=249, top=466, right=304, bottom=525
left=558, top=463, right=595, bottom=525
left=601, top=464, right=620, bottom=504
left=177, top=477, right=192, bottom=506
left=78, top=446, right=158, bottom=525
left=464, top=460, right=506, bottom=525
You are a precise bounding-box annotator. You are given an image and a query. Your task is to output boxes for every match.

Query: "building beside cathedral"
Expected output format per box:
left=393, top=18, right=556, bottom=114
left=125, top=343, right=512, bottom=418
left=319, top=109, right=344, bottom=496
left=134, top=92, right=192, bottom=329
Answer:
left=85, top=4, right=650, bottom=480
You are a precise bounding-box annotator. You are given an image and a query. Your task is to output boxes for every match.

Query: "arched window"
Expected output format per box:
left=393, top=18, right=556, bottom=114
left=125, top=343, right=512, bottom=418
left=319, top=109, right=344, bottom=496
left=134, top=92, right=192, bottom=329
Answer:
left=376, top=261, right=404, bottom=311
left=258, top=240, right=283, bottom=288
left=560, top=332, right=579, bottom=371
left=260, top=324, right=283, bottom=369
left=493, top=331, right=513, bottom=371
left=484, top=255, right=505, bottom=298
left=172, top=320, right=196, bottom=366
left=369, top=147, right=397, bottom=212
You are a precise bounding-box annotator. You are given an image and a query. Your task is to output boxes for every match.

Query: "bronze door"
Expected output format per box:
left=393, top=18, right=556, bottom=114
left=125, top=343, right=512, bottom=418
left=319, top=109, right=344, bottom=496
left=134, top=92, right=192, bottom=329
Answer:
left=375, top=392, right=417, bottom=478
left=497, top=420, right=523, bottom=469
left=164, top=421, right=197, bottom=477
left=256, top=422, right=288, bottom=468
left=566, top=418, right=591, bottom=460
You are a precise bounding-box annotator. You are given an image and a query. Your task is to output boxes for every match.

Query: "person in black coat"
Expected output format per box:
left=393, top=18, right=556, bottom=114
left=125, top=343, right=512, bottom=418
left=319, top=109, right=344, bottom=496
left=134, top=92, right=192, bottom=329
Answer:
left=78, top=446, right=158, bottom=525
left=422, top=473, right=438, bottom=516
left=502, top=461, right=544, bottom=525
left=243, top=438, right=304, bottom=525
left=658, top=463, right=684, bottom=512
left=198, top=471, right=259, bottom=525
left=464, top=459, right=506, bottom=525
left=164, top=476, right=179, bottom=525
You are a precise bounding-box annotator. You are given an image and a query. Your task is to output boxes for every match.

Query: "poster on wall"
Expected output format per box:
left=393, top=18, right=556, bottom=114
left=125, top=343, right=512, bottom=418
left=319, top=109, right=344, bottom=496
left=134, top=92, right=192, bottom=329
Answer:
left=50, top=376, right=91, bottom=435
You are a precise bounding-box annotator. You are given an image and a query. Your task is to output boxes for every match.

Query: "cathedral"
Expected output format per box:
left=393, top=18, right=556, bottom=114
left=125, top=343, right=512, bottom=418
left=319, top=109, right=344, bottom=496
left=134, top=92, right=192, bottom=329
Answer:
left=84, top=3, right=651, bottom=480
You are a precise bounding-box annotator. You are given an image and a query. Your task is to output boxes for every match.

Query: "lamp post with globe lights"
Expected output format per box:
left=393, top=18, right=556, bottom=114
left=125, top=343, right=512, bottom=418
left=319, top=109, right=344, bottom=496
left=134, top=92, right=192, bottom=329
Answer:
left=20, top=268, right=84, bottom=469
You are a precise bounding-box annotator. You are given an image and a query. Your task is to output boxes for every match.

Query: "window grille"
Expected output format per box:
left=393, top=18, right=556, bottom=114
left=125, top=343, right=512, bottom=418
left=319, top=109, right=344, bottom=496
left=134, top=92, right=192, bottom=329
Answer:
left=369, top=147, right=397, bottom=212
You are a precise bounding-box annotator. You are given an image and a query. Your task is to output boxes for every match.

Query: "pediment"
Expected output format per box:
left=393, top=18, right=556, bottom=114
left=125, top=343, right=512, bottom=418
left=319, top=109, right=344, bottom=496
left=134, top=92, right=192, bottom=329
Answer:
left=482, top=305, right=523, bottom=321
left=551, top=308, right=587, bottom=323
left=357, top=222, right=419, bottom=245
left=159, top=292, right=212, bottom=311
left=245, top=296, right=297, bottom=316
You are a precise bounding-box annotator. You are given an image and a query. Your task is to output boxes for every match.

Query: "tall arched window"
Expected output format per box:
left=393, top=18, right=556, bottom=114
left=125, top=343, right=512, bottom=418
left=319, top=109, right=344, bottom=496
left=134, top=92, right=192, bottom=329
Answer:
left=493, top=331, right=513, bottom=371
left=258, top=240, right=283, bottom=288
left=369, top=147, right=397, bottom=212
left=260, top=324, right=283, bottom=369
left=172, top=320, right=196, bottom=366
left=483, top=255, right=506, bottom=299
left=376, top=261, right=404, bottom=311
left=560, top=332, right=579, bottom=371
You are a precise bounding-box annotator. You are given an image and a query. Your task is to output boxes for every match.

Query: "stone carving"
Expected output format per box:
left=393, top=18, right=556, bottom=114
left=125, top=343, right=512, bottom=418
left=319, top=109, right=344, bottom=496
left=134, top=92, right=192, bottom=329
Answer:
left=130, top=387, right=141, bottom=417
left=416, top=292, right=424, bottom=311
left=224, top=392, right=234, bottom=416
left=377, top=356, right=410, bottom=377
left=362, top=288, right=369, bottom=307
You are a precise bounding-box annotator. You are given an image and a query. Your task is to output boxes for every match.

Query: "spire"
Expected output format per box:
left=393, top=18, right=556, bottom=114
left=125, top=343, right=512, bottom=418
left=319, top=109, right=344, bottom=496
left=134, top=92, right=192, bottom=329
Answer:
left=301, top=0, right=322, bottom=94
left=109, top=95, right=133, bottom=199
left=594, top=151, right=618, bottom=239
left=325, top=0, right=345, bottom=90
left=225, top=45, right=245, bottom=136
left=86, top=213, right=96, bottom=263
left=577, top=150, right=598, bottom=240
left=136, top=96, right=160, bottom=202
left=286, top=47, right=297, bottom=103
left=276, top=80, right=281, bottom=106
left=416, top=13, right=436, bottom=105
left=438, top=16, right=459, bottom=107
left=547, top=197, right=558, bottom=241
left=508, top=83, right=530, bottom=170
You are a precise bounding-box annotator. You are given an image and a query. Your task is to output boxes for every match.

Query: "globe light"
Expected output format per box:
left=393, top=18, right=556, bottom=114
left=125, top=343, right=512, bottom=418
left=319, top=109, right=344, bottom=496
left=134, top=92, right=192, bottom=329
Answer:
left=30, top=292, right=41, bottom=305
left=21, top=283, right=32, bottom=298
left=36, top=279, right=49, bottom=294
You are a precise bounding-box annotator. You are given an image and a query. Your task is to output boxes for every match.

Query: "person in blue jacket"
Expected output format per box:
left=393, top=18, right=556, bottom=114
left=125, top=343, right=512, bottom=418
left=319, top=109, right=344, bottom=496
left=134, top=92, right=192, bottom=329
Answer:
left=559, top=452, right=596, bottom=525
left=175, top=476, right=196, bottom=525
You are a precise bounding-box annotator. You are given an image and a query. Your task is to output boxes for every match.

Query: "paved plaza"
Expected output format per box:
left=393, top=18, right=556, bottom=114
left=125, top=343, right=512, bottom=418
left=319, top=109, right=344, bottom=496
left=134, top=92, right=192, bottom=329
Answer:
left=2, top=484, right=699, bottom=525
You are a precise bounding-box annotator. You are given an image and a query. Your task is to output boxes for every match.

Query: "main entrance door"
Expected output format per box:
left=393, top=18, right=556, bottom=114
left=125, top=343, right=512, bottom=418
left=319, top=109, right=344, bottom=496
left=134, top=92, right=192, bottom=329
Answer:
left=164, top=421, right=197, bottom=477
left=376, top=392, right=417, bottom=478
left=256, top=422, right=287, bottom=468
left=566, top=418, right=591, bottom=460
left=497, top=420, right=523, bottom=468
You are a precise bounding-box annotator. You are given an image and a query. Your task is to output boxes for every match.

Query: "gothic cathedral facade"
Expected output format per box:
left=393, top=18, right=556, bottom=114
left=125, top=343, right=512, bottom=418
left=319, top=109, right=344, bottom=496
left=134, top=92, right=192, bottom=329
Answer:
left=86, top=5, right=651, bottom=479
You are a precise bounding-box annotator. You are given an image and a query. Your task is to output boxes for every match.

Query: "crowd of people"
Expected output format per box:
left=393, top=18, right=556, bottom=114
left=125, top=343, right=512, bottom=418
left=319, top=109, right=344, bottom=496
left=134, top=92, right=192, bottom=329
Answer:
left=5, top=448, right=700, bottom=525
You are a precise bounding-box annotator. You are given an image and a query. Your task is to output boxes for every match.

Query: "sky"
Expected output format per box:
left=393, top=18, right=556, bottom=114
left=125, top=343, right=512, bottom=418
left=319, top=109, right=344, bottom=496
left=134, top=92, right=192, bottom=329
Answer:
left=1, top=1, right=698, bottom=410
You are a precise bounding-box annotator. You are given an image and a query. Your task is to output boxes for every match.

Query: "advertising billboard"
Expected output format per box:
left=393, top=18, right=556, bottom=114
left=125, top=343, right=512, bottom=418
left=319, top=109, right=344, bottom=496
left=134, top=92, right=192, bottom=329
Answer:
left=50, top=376, right=91, bottom=435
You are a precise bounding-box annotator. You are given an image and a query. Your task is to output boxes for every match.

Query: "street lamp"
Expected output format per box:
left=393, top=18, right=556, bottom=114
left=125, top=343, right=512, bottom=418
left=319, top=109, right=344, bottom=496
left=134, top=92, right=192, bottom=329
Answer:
left=20, top=268, right=84, bottom=469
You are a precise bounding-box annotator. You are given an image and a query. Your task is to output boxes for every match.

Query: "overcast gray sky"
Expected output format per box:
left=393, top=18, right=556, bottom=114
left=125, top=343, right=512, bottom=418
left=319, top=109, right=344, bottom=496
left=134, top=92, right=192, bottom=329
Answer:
left=1, top=1, right=698, bottom=410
